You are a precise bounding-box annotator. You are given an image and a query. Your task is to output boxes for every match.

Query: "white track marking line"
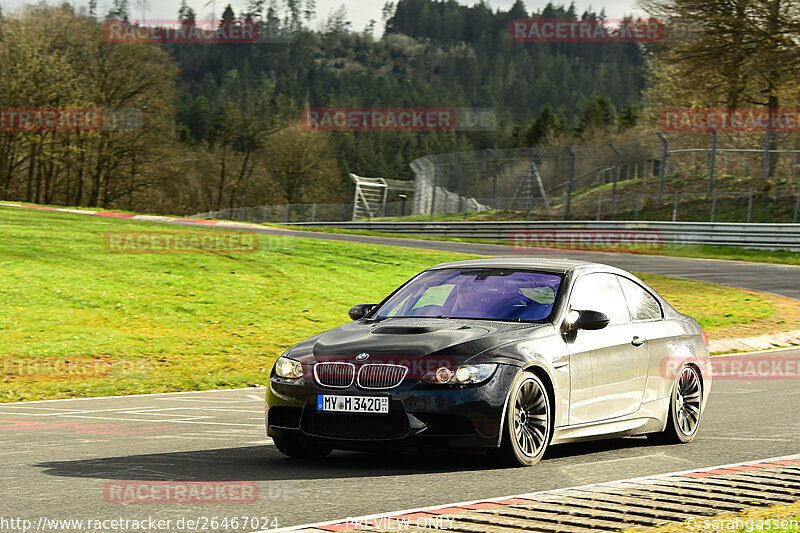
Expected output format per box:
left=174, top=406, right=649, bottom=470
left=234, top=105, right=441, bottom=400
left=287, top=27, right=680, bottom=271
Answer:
left=0, top=405, right=263, bottom=419
left=0, top=387, right=263, bottom=405
left=702, top=435, right=791, bottom=442
left=154, top=398, right=262, bottom=403
left=122, top=407, right=265, bottom=413
left=0, top=406, right=215, bottom=415
left=561, top=453, right=666, bottom=468
left=261, top=452, right=800, bottom=533
left=58, top=415, right=258, bottom=426
left=713, top=346, right=800, bottom=358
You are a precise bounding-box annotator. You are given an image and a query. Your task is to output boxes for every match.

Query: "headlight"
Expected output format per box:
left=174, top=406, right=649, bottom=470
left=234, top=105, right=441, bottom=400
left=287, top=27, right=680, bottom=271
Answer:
left=423, top=364, right=497, bottom=385
left=275, top=356, right=303, bottom=379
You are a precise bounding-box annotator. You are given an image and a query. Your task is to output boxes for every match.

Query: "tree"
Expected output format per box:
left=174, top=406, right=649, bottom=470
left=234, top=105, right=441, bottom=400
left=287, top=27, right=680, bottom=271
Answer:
left=106, top=0, right=130, bottom=20
left=244, top=0, right=266, bottom=20
left=578, top=95, right=617, bottom=138
left=261, top=125, right=342, bottom=203
left=324, top=5, right=350, bottom=34
left=303, top=0, right=317, bottom=26
left=639, top=0, right=800, bottom=175
left=523, top=105, right=565, bottom=146
left=178, top=0, right=197, bottom=23
left=134, top=0, right=150, bottom=23
left=0, top=4, right=177, bottom=208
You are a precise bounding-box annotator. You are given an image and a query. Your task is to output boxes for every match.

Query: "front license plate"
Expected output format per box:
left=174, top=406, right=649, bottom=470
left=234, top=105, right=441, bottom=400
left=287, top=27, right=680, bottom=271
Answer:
left=317, top=395, right=389, bottom=414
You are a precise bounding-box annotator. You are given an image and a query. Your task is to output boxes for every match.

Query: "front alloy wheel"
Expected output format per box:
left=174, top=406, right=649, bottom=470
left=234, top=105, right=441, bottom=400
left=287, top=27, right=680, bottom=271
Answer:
left=496, top=372, right=552, bottom=466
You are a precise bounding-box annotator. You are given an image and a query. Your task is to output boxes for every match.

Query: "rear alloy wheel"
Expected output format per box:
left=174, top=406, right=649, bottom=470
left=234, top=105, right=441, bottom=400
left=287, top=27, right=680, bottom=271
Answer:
left=649, top=365, right=703, bottom=444
left=496, top=372, right=552, bottom=466
left=273, top=433, right=332, bottom=459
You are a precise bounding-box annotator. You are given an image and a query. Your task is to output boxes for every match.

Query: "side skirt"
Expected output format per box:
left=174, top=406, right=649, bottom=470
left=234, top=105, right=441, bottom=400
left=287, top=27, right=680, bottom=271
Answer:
left=551, top=397, right=669, bottom=445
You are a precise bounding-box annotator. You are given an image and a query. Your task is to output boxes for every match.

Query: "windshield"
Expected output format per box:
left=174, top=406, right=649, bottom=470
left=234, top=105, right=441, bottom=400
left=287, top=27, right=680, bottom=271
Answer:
left=373, top=269, right=562, bottom=322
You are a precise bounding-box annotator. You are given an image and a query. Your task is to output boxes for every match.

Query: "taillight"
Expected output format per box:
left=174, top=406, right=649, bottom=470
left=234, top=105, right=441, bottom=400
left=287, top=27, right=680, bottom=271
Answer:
left=701, top=330, right=709, bottom=348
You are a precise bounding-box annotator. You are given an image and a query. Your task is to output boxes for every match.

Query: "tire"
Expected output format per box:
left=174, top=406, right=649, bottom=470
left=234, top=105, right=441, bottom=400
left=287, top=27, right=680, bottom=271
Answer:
left=648, top=365, right=703, bottom=444
left=494, top=372, right=552, bottom=466
left=273, top=433, right=333, bottom=459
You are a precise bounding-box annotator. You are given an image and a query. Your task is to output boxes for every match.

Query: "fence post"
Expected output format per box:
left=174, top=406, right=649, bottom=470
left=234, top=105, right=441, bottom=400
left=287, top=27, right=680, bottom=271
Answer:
left=311, top=202, right=317, bottom=223
left=262, top=205, right=268, bottom=223
left=563, top=146, right=576, bottom=220
left=708, top=128, right=717, bottom=192
left=523, top=148, right=536, bottom=220
left=429, top=163, right=439, bottom=222
left=723, top=152, right=728, bottom=175
left=609, top=143, right=620, bottom=215
left=285, top=203, right=290, bottom=223
left=456, top=154, right=465, bottom=218
left=710, top=189, right=717, bottom=222
left=398, top=194, right=407, bottom=221
left=657, top=132, right=667, bottom=205
left=487, top=149, right=499, bottom=221
left=793, top=151, right=798, bottom=183
left=747, top=187, right=754, bottom=223
left=794, top=184, right=800, bottom=223
left=672, top=191, right=679, bottom=222
left=762, top=131, right=771, bottom=180
left=634, top=193, right=641, bottom=221
left=596, top=193, right=603, bottom=221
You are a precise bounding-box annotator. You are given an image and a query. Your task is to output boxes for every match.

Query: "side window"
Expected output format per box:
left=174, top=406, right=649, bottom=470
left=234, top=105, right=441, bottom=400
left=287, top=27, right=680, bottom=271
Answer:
left=569, top=273, right=630, bottom=325
left=618, top=277, right=663, bottom=321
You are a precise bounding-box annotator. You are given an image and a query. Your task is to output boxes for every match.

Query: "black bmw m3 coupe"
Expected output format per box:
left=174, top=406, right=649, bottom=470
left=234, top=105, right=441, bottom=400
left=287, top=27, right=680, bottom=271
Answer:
left=266, top=258, right=711, bottom=466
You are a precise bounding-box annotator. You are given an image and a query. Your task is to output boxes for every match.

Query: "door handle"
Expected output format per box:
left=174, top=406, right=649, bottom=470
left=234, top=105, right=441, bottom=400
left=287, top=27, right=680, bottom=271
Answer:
left=631, top=336, right=646, bottom=347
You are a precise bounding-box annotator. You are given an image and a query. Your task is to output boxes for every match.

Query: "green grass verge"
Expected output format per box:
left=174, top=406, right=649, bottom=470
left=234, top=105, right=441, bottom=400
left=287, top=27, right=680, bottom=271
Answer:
left=1, top=205, right=796, bottom=401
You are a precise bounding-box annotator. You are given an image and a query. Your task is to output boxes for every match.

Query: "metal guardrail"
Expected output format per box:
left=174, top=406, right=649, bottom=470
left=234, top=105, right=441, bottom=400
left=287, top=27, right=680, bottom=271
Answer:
left=285, top=221, right=800, bottom=251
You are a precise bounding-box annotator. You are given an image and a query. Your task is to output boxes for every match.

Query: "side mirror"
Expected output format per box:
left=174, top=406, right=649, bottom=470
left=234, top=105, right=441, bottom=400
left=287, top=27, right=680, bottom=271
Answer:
left=348, top=303, right=377, bottom=321
left=564, top=309, right=610, bottom=332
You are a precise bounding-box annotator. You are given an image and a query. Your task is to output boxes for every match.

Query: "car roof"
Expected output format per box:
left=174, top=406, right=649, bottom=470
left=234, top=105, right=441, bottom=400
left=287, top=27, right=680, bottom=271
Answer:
left=426, top=257, right=628, bottom=276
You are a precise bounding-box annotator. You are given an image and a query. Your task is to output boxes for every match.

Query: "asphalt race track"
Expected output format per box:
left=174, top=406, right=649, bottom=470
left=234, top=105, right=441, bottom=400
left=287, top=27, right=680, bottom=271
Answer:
left=2, top=365, right=800, bottom=529
left=3, top=217, right=800, bottom=530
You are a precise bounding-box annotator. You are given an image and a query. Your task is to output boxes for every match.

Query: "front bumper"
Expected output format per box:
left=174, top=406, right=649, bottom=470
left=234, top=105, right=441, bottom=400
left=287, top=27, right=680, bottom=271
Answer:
left=266, top=364, right=518, bottom=450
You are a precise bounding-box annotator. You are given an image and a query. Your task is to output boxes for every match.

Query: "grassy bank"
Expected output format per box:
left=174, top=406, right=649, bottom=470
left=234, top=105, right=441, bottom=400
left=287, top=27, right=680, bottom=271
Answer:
left=1, top=205, right=797, bottom=401
left=372, top=173, right=800, bottom=224
left=273, top=224, right=800, bottom=267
